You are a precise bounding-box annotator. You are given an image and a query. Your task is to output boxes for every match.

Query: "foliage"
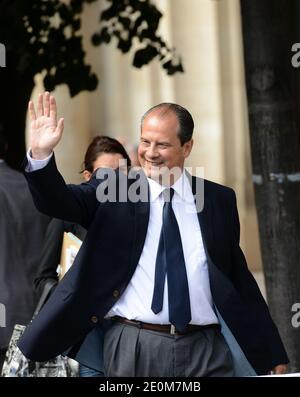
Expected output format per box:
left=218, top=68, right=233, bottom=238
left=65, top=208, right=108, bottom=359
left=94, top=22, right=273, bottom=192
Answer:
left=0, top=0, right=183, bottom=97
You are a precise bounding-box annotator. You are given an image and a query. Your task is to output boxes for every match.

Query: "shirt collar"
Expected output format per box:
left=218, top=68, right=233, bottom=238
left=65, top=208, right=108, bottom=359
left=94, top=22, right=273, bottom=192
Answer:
left=147, top=170, right=192, bottom=202
left=147, top=176, right=164, bottom=202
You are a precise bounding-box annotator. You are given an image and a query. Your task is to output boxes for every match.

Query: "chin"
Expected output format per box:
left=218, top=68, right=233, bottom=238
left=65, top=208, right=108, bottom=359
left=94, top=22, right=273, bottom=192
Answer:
left=144, top=167, right=158, bottom=178
left=145, top=166, right=170, bottom=183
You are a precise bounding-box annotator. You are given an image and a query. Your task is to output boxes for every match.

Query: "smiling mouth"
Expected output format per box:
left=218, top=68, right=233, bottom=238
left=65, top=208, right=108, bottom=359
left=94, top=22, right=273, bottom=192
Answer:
left=145, top=160, right=164, bottom=166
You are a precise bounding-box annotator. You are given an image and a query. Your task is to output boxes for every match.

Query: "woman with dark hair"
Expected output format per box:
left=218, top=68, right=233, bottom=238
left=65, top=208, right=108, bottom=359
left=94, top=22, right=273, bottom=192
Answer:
left=34, top=135, right=131, bottom=377
left=81, top=135, right=131, bottom=177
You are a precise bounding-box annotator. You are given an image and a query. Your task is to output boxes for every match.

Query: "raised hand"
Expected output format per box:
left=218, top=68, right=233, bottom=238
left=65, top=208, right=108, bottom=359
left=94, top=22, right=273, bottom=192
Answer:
left=29, top=92, right=64, bottom=159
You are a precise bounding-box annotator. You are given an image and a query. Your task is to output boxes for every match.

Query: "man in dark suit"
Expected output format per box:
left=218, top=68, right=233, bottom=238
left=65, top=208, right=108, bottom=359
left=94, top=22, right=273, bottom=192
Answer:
left=18, top=92, right=288, bottom=376
left=0, top=127, right=49, bottom=372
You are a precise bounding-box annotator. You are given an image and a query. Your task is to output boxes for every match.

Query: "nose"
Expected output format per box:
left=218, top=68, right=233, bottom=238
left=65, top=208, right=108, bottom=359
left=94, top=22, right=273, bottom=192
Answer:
left=147, top=144, right=159, bottom=159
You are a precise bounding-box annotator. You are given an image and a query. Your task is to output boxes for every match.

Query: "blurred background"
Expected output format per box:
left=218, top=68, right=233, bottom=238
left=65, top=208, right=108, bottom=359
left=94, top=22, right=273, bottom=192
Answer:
left=27, top=0, right=262, bottom=274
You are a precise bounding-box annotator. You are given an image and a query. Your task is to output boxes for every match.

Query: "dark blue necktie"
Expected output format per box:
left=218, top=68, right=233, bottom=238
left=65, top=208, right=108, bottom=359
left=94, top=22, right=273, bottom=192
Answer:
left=151, top=188, right=191, bottom=332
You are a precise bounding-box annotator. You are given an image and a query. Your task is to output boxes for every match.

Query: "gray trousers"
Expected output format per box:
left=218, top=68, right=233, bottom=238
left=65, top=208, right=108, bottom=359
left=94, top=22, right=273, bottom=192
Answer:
left=103, top=322, right=234, bottom=377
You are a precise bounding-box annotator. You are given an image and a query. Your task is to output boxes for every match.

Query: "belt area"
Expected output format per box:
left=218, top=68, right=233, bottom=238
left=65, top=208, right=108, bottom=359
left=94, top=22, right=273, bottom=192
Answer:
left=112, top=316, right=220, bottom=336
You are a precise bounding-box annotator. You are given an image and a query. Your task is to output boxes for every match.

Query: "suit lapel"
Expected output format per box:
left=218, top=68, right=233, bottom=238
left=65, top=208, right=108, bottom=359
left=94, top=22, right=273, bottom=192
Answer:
left=197, top=199, right=213, bottom=253
left=131, top=172, right=150, bottom=268
left=189, top=174, right=214, bottom=253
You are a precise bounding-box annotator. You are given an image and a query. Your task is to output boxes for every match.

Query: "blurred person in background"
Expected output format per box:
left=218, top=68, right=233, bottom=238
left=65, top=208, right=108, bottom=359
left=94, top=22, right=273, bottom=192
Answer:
left=116, top=137, right=140, bottom=167
left=0, top=126, right=49, bottom=372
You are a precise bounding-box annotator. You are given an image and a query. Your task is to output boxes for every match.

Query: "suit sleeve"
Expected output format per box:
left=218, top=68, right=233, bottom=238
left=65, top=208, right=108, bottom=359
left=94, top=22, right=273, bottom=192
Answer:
left=229, top=190, right=289, bottom=366
left=22, top=154, right=100, bottom=229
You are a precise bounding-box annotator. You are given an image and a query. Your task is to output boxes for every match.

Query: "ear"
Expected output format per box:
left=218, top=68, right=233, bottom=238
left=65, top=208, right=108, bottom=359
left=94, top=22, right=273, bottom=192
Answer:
left=183, top=139, right=193, bottom=158
left=83, top=170, right=92, bottom=181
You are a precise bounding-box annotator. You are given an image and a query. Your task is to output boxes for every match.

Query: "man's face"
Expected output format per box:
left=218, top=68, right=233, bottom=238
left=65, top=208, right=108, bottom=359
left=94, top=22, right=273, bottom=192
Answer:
left=138, top=110, right=193, bottom=181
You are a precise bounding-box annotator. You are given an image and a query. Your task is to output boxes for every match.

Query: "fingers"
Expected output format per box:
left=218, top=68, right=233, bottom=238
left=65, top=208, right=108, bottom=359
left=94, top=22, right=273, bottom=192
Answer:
left=55, top=118, right=64, bottom=137
left=37, top=93, right=44, bottom=118
left=50, top=95, right=57, bottom=124
left=31, top=92, right=60, bottom=127
left=34, top=92, right=53, bottom=119
left=44, top=91, right=50, bottom=117
left=28, top=101, right=36, bottom=122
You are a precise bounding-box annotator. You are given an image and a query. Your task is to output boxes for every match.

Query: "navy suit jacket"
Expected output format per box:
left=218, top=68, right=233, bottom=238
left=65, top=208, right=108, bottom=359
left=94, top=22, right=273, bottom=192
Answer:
left=18, top=155, right=288, bottom=375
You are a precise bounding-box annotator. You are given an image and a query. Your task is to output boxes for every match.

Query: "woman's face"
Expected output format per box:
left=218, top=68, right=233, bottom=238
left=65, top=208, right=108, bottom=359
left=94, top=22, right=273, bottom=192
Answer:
left=83, top=152, right=126, bottom=181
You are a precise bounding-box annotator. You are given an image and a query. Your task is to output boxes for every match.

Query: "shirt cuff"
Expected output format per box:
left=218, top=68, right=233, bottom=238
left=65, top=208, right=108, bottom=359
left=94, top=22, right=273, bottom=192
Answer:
left=25, top=149, right=53, bottom=172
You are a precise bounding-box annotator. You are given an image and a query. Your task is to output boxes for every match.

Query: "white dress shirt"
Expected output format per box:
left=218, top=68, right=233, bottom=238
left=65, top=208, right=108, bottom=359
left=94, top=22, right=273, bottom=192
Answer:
left=26, top=151, right=219, bottom=325
left=107, top=172, right=218, bottom=325
left=26, top=150, right=53, bottom=172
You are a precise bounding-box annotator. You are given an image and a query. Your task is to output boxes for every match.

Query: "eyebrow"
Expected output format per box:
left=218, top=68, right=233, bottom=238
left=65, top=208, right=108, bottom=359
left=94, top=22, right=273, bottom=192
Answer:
left=140, top=137, right=171, bottom=145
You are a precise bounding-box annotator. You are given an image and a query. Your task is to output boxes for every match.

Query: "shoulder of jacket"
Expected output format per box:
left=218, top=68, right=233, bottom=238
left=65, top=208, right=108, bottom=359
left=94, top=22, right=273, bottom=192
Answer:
left=191, top=176, right=236, bottom=202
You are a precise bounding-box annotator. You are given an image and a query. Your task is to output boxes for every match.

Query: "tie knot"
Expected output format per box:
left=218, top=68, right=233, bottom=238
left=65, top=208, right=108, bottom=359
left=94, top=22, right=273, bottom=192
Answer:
left=162, top=188, right=174, bottom=203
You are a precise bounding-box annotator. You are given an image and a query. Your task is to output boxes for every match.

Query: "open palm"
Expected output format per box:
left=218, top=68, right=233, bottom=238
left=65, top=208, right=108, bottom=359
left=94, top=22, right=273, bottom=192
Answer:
left=29, top=92, right=64, bottom=159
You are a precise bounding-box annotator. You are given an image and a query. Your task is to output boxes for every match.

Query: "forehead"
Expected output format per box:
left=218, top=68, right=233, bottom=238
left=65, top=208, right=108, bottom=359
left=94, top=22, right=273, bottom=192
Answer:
left=94, top=152, right=123, bottom=164
left=141, top=110, right=179, bottom=141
